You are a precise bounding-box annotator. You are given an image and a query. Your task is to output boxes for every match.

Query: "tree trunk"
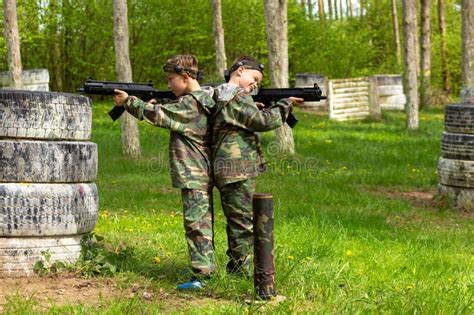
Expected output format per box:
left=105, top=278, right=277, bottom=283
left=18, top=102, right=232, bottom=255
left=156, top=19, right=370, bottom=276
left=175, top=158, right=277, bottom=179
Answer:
left=264, top=0, right=294, bottom=155
left=339, top=0, right=343, bottom=19
left=461, top=0, right=474, bottom=91
left=438, top=0, right=451, bottom=94
left=328, top=0, right=333, bottom=20
left=348, top=0, right=353, bottom=18
left=391, top=0, right=402, bottom=66
left=307, top=0, right=313, bottom=19
left=212, top=0, right=227, bottom=80
left=318, top=0, right=324, bottom=22
left=3, top=0, right=23, bottom=89
left=420, top=0, right=431, bottom=108
left=403, top=0, right=419, bottom=129
left=335, top=0, right=339, bottom=20
left=113, top=0, right=141, bottom=159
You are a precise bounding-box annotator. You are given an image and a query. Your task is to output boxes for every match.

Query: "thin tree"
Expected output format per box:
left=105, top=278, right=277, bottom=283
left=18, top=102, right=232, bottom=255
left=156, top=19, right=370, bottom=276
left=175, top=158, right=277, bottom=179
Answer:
left=420, top=0, right=431, bottom=107
left=339, top=0, right=343, bottom=19
left=3, top=0, right=23, bottom=88
left=348, top=0, right=353, bottom=18
left=461, top=0, right=473, bottom=92
left=328, top=0, right=333, bottom=20
left=438, top=0, right=451, bottom=94
left=264, top=0, right=295, bottom=155
left=306, top=0, right=313, bottom=19
left=212, top=0, right=227, bottom=79
left=318, top=0, right=324, bottom=22
left=113, top=0, right=141, bottom=159
left=403, top=0, right=419, bottom=129
left=391, top=0, right=402, bottom=65
left=335, top=0, right=339, bottom=19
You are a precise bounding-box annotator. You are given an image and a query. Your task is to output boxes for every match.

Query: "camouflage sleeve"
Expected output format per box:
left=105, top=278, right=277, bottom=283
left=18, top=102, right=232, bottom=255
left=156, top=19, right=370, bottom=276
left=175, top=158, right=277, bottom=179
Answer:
left=223, top=92, right=291, bottom=132
left=270, top=98, right=292, bottom=122
left=124, top=95, right=198, bottom=131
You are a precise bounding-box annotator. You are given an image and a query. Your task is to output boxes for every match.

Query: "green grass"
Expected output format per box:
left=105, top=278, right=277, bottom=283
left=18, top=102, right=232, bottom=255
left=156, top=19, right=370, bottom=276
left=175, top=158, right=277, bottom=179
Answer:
left=5, top=103, right=473, bottom=314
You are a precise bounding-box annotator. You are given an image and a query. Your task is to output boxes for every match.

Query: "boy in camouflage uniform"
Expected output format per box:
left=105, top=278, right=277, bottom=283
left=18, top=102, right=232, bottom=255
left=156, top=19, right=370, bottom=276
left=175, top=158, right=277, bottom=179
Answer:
left=113, top=55, right=215, bottom=290
left=212, top=56, right=303, bottom=275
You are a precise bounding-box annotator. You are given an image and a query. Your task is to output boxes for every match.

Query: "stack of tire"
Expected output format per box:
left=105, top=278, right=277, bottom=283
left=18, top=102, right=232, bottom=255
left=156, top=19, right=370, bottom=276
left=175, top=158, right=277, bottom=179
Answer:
left=438, top=101, right=474, bottom=210
left=0, top=90, right=98, bottom=276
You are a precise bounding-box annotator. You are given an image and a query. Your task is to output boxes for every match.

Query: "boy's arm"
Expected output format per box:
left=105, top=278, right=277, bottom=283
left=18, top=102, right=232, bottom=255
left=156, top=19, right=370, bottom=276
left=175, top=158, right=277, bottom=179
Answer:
left=223, top=92, right=292, bottom=132
left=124, top=96, right=197, bottom=131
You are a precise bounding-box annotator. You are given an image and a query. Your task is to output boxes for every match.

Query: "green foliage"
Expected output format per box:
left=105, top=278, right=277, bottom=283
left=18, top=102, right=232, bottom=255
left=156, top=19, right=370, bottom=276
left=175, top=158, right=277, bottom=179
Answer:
left=76, top=233, right=135, bottom=277
left=0, top=0, right=463, bottom=95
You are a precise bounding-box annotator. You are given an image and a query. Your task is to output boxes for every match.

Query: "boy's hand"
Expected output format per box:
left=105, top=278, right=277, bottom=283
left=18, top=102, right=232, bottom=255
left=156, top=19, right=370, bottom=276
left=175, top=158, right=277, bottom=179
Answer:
left=289, top=97, right=304, bottom=107
left=113, top=89, right=128, bottom=107
left=255, top=102, right=265, bottom=109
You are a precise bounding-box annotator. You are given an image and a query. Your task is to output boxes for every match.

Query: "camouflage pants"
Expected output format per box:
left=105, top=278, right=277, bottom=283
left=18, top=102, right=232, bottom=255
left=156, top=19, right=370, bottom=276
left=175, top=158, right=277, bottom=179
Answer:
left=218, top=178, right=256, bottom=274
left=181, top=188, right=215, bottom=275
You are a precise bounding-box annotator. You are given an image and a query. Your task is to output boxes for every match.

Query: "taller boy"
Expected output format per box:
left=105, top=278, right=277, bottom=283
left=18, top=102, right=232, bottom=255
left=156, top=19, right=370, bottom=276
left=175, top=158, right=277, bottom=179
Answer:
left=212, top=56, right=303, bottom=275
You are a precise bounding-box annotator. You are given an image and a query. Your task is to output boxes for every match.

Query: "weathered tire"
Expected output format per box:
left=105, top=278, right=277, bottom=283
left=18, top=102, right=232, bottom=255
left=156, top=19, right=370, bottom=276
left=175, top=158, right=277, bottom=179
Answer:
left=445, top=104, right=474, bottom=134
left=0, top=89, right=92, bottom=140
left=0, top=183, right=98, bottom=237
left=438, top=157, right=474, bottom=188
left=438, top=184, right=474, bottom=210
left=0, top=236, right=82, bottom=277
left=0, top=140, right=97, bottom=183
left=441, top=132, right=474, bottom=160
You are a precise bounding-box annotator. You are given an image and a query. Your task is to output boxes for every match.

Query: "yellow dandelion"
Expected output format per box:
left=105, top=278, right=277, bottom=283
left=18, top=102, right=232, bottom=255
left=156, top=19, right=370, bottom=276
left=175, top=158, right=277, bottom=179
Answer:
left=346, top=250, right=353, bottom=257
left=153, top=256, right=161, bottom=264
left=288, top=255, right=294, bottom=260
left=325, top=139, right=332, bottom=144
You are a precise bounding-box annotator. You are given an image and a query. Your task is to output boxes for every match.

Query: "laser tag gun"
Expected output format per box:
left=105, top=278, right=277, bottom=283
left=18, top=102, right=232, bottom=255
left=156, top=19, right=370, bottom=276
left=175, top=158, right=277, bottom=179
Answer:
left=79, top=79, right=176, bottom=121
left=251, top=84, right=327, bottom=127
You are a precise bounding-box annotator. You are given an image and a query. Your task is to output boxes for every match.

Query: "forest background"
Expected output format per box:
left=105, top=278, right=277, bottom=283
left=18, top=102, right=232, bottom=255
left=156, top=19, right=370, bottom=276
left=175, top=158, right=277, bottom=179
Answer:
left=0, top=0, right=464, bottom=100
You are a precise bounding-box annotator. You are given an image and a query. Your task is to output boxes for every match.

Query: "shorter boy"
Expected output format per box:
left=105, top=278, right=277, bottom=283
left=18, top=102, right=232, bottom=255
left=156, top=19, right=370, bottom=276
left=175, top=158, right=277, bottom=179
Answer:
left=113, top=55, right=215, bottom=290
left=211, top=56, right=303, bottom=275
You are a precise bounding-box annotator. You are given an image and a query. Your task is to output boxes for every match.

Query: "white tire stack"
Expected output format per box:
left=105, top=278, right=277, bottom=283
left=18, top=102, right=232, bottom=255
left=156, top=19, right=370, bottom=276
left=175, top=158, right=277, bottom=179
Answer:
left=438, top=103, right=474, bottom=210
left=0, top=90, right=98, bottom=276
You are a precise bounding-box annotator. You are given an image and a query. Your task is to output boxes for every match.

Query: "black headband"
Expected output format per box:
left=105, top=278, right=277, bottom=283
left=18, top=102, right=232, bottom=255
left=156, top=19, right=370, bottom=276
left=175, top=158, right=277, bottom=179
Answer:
left=224, top=60, right=264, bottom=82
left=229, top=60, right=264, bottom=74
left=162, top=62, right=204, bottom=81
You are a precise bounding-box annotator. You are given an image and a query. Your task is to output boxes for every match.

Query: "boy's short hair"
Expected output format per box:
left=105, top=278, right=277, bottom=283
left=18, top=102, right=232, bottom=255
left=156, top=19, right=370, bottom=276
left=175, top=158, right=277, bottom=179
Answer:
left=163, top=54, right=203, bottom=80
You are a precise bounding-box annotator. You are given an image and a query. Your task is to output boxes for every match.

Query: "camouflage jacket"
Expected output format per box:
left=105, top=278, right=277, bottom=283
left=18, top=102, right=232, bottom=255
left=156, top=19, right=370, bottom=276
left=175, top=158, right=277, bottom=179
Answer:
left=124, top=90, right=215, bottom=190
left=211, top=83, right=291, bottom=187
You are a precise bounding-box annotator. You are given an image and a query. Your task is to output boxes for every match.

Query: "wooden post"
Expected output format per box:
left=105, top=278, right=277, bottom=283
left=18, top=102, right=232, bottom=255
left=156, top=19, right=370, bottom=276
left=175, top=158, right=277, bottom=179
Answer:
left=369, top=77, right=382, bottom=121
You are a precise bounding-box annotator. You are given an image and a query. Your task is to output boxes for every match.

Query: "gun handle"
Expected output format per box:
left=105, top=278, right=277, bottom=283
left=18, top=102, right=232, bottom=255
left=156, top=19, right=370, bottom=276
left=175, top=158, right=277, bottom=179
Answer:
left=286, top=113, right=298, bottom=128
left=108, top=106, right=126, bottom=121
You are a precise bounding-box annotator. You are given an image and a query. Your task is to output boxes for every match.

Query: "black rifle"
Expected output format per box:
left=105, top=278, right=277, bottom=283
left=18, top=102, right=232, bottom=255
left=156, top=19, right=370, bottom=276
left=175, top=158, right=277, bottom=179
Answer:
left=79, top=79, right=326, bottom=127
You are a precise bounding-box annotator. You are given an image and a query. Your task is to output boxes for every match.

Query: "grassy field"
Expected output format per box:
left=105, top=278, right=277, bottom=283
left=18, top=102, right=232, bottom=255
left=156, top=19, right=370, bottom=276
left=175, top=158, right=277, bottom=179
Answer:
left=4, top=102, right=473, bottom=314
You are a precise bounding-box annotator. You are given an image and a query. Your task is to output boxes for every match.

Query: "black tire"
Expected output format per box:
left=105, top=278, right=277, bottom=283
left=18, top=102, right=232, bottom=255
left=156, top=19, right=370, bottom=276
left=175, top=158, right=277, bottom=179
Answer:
left=444, top=104, right=474, bottom=134
left=0, top=183, right=98, bottom=237
left=0, top=89, right=92, bottom=140
left=441, top=132, right=474, bottom=160
left=438, top=157, right=474, bottom=188
left=0, top=236, right=82, bottom=277
left=0, top=140, right=97, bottom=183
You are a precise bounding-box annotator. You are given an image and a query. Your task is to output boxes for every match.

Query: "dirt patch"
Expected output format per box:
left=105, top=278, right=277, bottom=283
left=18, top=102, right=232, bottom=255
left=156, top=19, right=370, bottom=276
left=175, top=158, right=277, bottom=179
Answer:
left=0, top=275, right=237, bottom=312
left=0, top=276, right=119, bottom=308
left=368, top=187, right=474, bottom=219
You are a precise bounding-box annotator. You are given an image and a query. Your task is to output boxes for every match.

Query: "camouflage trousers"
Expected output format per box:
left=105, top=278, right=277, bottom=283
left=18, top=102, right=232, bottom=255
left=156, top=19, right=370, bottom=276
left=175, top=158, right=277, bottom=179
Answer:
left=181, top=187, right=215, bottom=276
left=218, top=178, right=256, bottom=274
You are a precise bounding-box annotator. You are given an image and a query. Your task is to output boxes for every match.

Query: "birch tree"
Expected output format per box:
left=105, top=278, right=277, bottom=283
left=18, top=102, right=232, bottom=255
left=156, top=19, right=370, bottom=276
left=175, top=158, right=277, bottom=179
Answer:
left=420, top=0, right=431, bottom=107
left=212, top=0, right=227, bottom=79
left=264, top=0, right=294, bottom=155
left=113, top=0, right=141, bottom=159
left=461, top=0, right=474, bottom=100
left=438, top=0, right=451, bottom=94
left=3, top=0, right=23, bottom=88
left=391, top=0, right=402, bottom=65
left=403, top=0, right=419, bottom=129
left=318, top=0, right=324, bottom=22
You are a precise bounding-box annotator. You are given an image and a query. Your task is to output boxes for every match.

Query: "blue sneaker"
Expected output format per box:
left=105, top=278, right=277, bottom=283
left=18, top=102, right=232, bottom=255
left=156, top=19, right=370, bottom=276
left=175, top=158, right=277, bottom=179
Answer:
left=176, top=276, right=204, bottom=290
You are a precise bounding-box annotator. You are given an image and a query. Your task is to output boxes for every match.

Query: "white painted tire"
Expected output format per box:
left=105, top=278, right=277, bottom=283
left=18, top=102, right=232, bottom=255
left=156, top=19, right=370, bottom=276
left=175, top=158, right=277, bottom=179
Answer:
left=438, top=184, right=474, bottom=210
left=444, top=104, right=474, bottom=134
left=0, top=140, right=97, bottom=183
left=0, top=183, right=98, bottom=237
left=0, top=89, right=92, bottom=140
left=438, top=157, right=474, bottom=188
left=441, top=132, right=474, bottom=161
left=0, top=236, right=82, bottom=277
